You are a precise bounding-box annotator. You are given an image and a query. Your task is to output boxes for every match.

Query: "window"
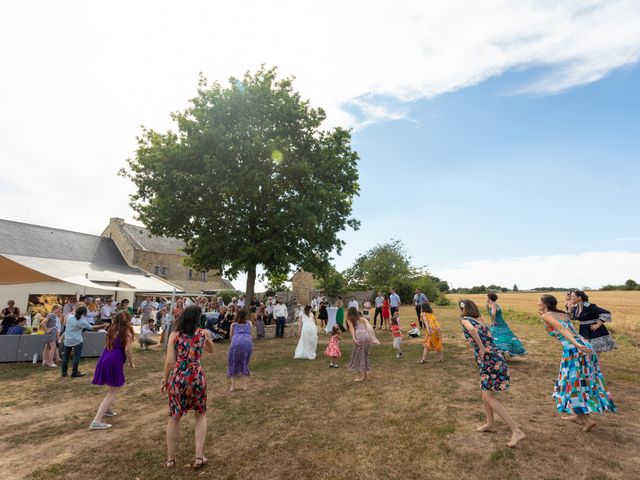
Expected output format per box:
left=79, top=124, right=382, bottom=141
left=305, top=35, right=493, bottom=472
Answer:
left=154, top=266, right=168, bottom=277
left=161, top=266, right=168, bottom=277
left=200, top=271, right=208, bottom=282
left=188, top=269, right=193, bottom=280
left=154, top=266, right=160, bottom=276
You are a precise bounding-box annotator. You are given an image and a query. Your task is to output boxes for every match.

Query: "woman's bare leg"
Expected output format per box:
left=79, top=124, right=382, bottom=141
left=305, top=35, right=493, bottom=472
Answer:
left=482, top=391, right=525, bottom=447
left=166, top=417, right=180, bottom=460
left=92, top=386, right=120, bottom=424
left=194, top=412, right=208, bottom=459
left=477, top=392, right=496, bottom=432
left=578, top=413, right=596, bottom=432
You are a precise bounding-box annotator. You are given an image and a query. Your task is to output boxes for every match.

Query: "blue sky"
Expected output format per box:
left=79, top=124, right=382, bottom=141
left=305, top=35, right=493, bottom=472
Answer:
left=1, top=1, right=639, bottom=289
left=336, top=66, right=640, bottom=287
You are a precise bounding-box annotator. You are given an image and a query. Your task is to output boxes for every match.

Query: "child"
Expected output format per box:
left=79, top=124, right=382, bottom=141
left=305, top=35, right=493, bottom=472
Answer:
left=391, top=315, right=403, bottom=358
left=362, top=298, right=372, bottom=321
left=408, top=322, right=421, bottom=338
left=254, top=306, right=266, bottom=339
left=324, top=325, right=342, bottom=367
left=421, top=303, right=444, bottom=363
left=42, top=305, right=61, bottom=367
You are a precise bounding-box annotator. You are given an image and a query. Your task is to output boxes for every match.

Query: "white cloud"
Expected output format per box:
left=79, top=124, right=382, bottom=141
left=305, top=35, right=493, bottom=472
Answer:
left=432, top=251, right=640, bottom=290
left=0, top=0, right=639, bottom=238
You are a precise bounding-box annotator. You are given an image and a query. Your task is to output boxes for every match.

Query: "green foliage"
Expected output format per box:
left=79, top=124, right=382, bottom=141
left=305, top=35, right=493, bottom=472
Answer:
left=343, top=239, right=416, bottom=290
left=600, top=279, right=640, bottom=291
left=263, top=271, right=290, bottom=295
left=120, top=66, right=360, bottom=302
left=318, top=267, right=346, bottom=299
left=512, top=284, right=519, bottom=292
left=214, top=289, right=242, bottom=304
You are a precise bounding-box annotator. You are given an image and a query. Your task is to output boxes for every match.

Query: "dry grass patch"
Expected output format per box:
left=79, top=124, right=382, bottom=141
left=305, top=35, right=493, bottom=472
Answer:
left=0, top=305, right=638, bottom=479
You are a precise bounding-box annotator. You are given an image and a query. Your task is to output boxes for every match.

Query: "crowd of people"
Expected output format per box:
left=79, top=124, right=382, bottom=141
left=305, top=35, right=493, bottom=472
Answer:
left=0, top=287, right=618, bottom=466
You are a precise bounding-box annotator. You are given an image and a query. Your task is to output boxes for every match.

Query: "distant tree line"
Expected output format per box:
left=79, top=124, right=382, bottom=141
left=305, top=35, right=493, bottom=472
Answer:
left=600, top=279, right=640, bottom=291
left=317, top=239, right=451, bottom=305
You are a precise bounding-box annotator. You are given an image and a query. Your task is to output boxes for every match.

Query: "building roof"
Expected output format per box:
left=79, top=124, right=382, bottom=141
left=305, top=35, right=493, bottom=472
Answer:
left=0, top=219, right=128, bottom=266
left=0, top=218, right=184, bottom=292
left=120, top=222, right=186, bottom=255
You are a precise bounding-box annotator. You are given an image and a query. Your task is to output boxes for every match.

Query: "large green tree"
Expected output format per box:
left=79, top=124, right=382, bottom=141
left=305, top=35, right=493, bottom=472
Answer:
left=343, top=239, right=417, bottom=290
left=121, top=67, right=360, bottom=302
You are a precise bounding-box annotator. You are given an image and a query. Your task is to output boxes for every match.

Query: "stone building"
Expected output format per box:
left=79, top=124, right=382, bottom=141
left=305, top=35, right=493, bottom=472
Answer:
left=290, top=269, right=320, bottom=304
left=102, top=218, right=234, bottom=294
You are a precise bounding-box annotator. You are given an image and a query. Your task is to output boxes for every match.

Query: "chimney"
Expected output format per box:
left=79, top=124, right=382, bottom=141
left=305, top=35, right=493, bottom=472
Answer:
left=110, top=217, right=125, bottom=227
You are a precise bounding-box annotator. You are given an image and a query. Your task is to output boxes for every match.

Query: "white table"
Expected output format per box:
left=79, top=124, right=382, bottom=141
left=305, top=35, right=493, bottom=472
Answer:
left=325, top=307, right=338, bottom=333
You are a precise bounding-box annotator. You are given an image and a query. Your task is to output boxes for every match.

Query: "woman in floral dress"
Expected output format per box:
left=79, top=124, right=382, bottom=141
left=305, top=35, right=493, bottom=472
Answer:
left=346, top=307, right=374, bottom=381
left=162, top=305, right=214, bottom=469
left=538, top=295, right=615, bottom=432
left=459, top=299, right=525, bottom=448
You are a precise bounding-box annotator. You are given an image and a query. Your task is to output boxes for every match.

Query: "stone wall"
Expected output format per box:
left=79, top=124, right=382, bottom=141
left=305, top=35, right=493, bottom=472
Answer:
left=291, top=270, right=318, bottom=305
left=103, top=218, right=229, bottom=293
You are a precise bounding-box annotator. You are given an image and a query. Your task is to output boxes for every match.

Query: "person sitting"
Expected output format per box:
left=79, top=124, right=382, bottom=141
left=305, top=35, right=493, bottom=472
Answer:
left=139, top=318, right=158, bottom=350
left=7, top=317, right=27, bottom=335
left=408, top=322, right=421, bottom=338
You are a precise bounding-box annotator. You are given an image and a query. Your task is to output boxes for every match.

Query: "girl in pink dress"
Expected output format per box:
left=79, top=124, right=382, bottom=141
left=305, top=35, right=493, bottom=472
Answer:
left=324, top=325, right=341, bottom=368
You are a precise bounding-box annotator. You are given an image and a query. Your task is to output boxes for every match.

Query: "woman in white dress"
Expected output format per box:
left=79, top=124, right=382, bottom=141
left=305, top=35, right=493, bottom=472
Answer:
left=294, top=305, right=318, bottom=360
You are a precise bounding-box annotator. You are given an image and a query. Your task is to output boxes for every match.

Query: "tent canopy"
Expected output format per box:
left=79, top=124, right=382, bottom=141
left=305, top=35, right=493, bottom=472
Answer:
left=0, top=254, right=184, bottom=293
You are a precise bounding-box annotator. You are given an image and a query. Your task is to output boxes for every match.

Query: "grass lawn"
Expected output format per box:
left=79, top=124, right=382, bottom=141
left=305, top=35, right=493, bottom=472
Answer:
left=1, top=305, right=638, bottom=479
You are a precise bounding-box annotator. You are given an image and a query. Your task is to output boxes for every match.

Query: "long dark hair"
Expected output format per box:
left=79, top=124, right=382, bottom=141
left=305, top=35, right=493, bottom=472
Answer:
left=573, top=290, right=589, bottom=302
left=421, top=302, right=433, bottom=314
left=106, top=311, right=134, bottom=350
left=174, top=305, right=201, bottom=335
left=236, top=309, right=248, bottom=324
left=75, top=304, right=88, bottom=319
left=540, top=295, right=565, bottom=314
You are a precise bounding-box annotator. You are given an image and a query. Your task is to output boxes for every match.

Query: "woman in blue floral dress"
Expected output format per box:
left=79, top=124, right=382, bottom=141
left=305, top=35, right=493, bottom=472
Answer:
left=538, top=295, right=615, bottom=432
left=162, top=305, right=214, bottom=469
left=459, top=299, right=525, bottom=448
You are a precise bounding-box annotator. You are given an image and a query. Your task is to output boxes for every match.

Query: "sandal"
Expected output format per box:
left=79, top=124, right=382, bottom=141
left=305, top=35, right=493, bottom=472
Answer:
left=194, top=457, right=208, bottom=469
left=166, top=459, right=176, bottom=468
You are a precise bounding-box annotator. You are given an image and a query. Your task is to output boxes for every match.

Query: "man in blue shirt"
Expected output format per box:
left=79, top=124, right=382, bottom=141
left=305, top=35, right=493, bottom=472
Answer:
left=413, top=288, right=429, bottom=327
left=389, top=289, right=401, bottom=315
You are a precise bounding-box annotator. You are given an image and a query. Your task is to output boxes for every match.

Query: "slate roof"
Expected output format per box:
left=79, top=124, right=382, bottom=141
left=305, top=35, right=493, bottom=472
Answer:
left=0, top=219, right=128, bottom=266
left=120, top=222, right=186, bottom=255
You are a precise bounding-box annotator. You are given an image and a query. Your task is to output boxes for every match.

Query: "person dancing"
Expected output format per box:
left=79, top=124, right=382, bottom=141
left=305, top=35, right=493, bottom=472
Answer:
left=538, top=295, right=615, bottom=432
left=162, top=305, right=214, bottom=469
left=486, top=293, right=527, bottom=357
left=459, top=299, right=525, bottom=448
left=89, top=311, right=135, bottom=430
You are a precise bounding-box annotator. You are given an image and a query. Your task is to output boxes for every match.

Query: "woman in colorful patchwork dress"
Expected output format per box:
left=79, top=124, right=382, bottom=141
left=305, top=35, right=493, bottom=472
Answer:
left=538, top=295, right=615, bottom=432
left=568, top=291, right=616, bottom=353
left=459, top=299, right=525, bottom=448
left=486, top=293, right=527, bottom=357
left=162, top=305, right=214, bottom=469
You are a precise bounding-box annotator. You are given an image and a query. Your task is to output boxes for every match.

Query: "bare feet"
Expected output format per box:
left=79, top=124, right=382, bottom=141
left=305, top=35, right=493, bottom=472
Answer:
left=353, top=376, right=365, bottom=382
left=561, top=415, right=584, bottom=425
left=420, top=359, right=426, bottom=364
left=477, top=424, right=497, bottom=433
left=506, top=430, right=526, bottom=448
left=229, top=386, right=236, bottom=392
left=583, top=419, right=597, bottom=432
left=241, top=385, right=248, bottom=391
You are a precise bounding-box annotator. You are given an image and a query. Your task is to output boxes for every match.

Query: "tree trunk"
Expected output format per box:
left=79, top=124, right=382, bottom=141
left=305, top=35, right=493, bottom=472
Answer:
left=245, top=265, right=257, bottom=312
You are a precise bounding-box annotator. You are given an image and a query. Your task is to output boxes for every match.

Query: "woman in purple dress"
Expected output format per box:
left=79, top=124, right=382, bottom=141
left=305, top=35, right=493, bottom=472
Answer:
left=89, top=311, right=135, bottom=430
left=227, top=309, right=253, bottom=392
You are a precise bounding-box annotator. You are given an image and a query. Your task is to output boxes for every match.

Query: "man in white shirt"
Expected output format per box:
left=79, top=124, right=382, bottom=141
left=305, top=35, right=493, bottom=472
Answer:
left=139, top=318, right=158, bottom=349
left=237, top=296, right=246, bottom=309
left=373, top=291, right=384, bottom=329
left=348, top=296, right=359, bottom=310
left=100, top=297, right=115, bottom=326
left=413, top=288, right=428, bottom=328
left=273, top=296, right=288, bottom=338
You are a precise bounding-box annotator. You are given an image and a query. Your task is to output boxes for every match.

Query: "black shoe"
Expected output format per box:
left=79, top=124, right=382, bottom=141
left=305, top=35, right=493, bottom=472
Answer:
left=61, top=373, right=68, bottom=378
left=71, top=372, right=86, bottom=378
